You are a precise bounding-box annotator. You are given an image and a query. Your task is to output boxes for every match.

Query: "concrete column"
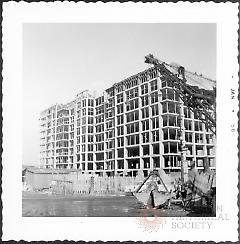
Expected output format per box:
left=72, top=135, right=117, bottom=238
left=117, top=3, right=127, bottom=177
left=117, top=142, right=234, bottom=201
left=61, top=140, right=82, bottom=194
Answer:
left=202, top=121, right=209, bottom=171
left=93, top=143, right=97, bottom=172
left=67, top=109, right=71, bottom=169
left=114, top=86, right=118, bottom=173
left=93, top=98, right=97, bottom=173
left=179, top=99, right=188, bottom=183
left=44, top=120, right=47, bottom=168
left=191, top=110, right=196, bottom=167
left=157, top=75, right=164, bottom=168
left=138, top=82, right=144, bottom=174
left=53, top=105, right=57, bottom=169
left=103, top=95, right=108, bottom=172
left=202, top=122, right=207, bottom=155
left=122, top=89, right=128, bottom=175
left=73, top=101, right=78, bottom=169
left=147, top=78, right=154, bottom=170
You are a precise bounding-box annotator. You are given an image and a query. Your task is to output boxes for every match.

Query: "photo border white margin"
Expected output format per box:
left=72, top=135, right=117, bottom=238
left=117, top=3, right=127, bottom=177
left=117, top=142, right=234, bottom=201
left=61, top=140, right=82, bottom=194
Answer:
left=2, top=2, right=239, bottom=242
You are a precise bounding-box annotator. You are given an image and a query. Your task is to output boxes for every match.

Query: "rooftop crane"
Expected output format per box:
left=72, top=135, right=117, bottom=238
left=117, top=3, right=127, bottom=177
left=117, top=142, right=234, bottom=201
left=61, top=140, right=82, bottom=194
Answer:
left=145, top=54, right=216, bottom=134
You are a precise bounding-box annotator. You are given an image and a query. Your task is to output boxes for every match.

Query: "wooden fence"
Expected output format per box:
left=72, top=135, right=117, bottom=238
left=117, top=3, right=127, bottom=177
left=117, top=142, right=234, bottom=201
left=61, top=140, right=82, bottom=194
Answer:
left=50, top=173, right=144, bottom=195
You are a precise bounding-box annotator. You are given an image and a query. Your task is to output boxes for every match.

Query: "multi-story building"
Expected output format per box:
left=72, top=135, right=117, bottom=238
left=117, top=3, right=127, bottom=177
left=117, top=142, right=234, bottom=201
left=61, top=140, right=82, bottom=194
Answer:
left=39, top=64, right=216, bottom=177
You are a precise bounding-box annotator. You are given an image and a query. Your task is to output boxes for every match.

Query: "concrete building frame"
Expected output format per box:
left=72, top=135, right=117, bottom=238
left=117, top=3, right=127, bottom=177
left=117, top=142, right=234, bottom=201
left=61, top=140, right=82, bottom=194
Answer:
left=39, top=65, right=216, bottom=177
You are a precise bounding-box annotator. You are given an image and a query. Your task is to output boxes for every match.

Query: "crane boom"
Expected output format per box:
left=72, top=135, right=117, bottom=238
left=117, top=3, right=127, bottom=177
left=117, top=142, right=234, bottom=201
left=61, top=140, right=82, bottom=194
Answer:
left=145, top=54, right=216, bottom=134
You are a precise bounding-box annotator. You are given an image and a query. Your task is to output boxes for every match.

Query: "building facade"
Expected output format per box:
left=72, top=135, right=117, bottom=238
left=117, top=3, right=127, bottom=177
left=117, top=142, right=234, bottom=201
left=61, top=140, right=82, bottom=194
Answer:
left=39, top=66, right=216, bottom=177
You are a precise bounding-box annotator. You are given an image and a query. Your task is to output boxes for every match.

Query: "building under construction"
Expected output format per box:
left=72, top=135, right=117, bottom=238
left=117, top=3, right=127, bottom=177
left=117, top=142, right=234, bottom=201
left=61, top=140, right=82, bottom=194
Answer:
left=39, top=55, right=216, bottom=177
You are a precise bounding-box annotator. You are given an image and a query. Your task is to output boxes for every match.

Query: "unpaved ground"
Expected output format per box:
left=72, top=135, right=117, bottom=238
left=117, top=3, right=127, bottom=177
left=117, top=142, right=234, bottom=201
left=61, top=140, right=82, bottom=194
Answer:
left=22, top=191, right=213, bottom=217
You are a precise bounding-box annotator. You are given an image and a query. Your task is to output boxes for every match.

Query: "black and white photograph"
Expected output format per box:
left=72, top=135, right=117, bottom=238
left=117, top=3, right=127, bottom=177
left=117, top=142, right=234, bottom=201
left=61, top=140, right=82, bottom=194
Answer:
left=2, top=2, right=239, bottom=242
left=22, top=23, right=217, bottom=218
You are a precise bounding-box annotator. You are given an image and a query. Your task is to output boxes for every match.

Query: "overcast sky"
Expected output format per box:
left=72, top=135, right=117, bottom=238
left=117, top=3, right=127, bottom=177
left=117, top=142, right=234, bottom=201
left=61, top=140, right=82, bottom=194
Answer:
left=23, top=23, right=216, bottom=165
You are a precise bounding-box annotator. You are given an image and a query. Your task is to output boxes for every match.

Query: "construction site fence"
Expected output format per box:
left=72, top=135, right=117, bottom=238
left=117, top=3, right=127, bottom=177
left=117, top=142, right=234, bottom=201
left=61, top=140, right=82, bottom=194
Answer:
left=49, top=173, right=145, bottom=195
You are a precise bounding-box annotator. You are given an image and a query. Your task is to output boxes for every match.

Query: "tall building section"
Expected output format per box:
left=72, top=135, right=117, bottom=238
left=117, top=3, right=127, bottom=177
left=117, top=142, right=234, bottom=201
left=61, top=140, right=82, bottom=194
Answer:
left=55, top=101, right=75, bottom=169
left=39, top=65, right=216, bottom=176
left=39, top=105, right=57, bottom=168
left=75, top=91, right=95, bottom=172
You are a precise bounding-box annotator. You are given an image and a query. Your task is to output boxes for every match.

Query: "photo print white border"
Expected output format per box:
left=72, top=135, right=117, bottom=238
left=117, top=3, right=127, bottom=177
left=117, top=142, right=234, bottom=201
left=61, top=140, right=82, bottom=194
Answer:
left=2, top=2, right=239, bottom=242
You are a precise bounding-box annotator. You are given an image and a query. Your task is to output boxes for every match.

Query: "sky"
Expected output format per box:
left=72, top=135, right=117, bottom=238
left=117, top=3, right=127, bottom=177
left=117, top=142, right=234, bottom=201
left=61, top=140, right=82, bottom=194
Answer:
left=23, top=23, right=216, bottom=165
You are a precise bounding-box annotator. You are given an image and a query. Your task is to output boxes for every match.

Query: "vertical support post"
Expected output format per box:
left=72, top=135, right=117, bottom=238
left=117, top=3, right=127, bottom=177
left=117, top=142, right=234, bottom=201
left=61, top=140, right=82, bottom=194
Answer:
left=148, top=76, right=154, bottom=171
left=202, top=122, right=209, bottom=172
left=53, top=105, right=57, bottom=169
left=138, top=81, right=144, bottom=177
left=73, top=102, right=77, bottom=169
left=179, top=98, right=188, bottom=184
left=157, top=71, right=164, bottom=168
left=114, top=86, right=118, bottom=176
left=123, top=88, right=128, bottom=176
left=191, top=110, right=196, bottom=167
